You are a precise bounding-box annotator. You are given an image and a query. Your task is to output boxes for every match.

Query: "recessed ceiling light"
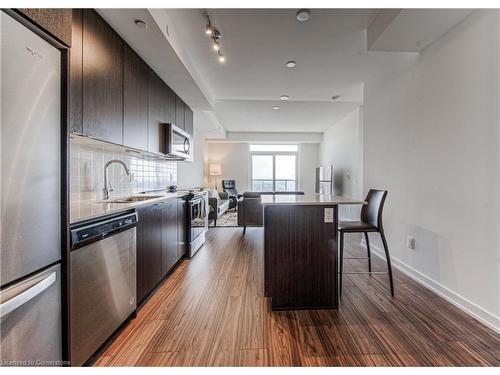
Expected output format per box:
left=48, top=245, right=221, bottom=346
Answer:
left=273, top=106, right=279, bottom=110
left=331, top=95, right=341, bottom=101
left=218, top=51, right=225, bottom=63
left=296, top=9, right=311, bottom=22
left=280, top=95, right=289, bottom=101
left=286, top=61, right=296, bottom=68
left=134, top=20, right=147, bottom=29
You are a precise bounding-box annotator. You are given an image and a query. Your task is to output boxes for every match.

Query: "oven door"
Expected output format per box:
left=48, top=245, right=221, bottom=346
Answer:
left=190, top=198, right=207, bottom=241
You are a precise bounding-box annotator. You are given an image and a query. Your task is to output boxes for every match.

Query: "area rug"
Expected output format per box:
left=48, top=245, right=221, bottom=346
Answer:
left=209, top=210, right=238, bottom=227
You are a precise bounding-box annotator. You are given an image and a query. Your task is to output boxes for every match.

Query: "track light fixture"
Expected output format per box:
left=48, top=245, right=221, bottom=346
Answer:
left=204, top=11, right=226, bottom=64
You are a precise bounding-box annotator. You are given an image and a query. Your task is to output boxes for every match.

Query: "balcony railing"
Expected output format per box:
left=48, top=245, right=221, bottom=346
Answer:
left=251, top=179, right=296, bottom=192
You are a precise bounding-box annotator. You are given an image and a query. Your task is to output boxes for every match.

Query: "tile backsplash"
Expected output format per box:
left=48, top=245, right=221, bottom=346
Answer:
left=70, top=137, right=177, bottom=204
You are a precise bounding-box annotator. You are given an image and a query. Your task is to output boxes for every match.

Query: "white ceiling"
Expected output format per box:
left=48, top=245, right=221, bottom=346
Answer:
left=100, top=8, right=474, bottom=134
left=368, top=9, right=473, bottom=51
left=213, top=99, right=360, bottom=133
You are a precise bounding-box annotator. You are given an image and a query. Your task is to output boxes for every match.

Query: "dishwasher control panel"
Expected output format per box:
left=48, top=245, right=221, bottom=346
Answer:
left=70, top=212, right=138, bottom=250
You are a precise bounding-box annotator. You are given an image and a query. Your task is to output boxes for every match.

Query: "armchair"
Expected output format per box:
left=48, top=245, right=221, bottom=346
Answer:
left=222, top=179, right=241, bottom=210
left=208, top=190, right=230, bottom=226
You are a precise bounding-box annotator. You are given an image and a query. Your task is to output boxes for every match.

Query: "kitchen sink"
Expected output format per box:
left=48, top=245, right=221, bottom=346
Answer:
left=106, top=195, right=164, bottom=203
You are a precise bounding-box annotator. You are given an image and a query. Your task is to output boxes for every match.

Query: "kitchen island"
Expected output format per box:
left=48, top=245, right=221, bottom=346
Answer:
left=261, top=194, right=365, bottom=310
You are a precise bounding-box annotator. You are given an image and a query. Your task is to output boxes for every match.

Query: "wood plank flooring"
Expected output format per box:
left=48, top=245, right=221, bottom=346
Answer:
left=93, top=227, right=500, bottom=366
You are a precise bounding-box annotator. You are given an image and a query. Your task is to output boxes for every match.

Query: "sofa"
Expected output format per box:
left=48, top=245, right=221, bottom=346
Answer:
left=237, top=191, right=304, bottom=233
left=208, top=190, right=230, bottom=226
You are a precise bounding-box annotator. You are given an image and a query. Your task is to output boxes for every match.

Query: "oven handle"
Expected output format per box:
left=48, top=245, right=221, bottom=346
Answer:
left=190, top=198, right=202, bottom=207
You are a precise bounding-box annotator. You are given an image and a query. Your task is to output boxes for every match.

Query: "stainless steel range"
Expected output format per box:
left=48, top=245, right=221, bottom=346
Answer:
left=186, top=191, right=209, bottom=258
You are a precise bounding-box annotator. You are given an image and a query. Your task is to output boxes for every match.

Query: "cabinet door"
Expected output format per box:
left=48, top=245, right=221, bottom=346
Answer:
left=124, top=43, right=148, bottom=150
left=82, top=10, right=123, bottom=144
left=184, top=106, right=193, bottom=137
left=175, top=95, right=185, bottom=130
left=161, top=199, right=178, bottom=276
left=148, top=70, right=164, bottom=153
left=137, top=205, right=163, bottom=303
left=69, top=9, right=83, bottom=134
left=18, top=8, right=72, bottom=46
left=164, top=84, right=176, bottom=124
left=177, top=197, right=187, bottom=259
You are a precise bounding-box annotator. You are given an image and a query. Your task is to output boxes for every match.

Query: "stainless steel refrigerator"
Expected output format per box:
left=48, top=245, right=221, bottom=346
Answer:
left=315, top=165, right=334, bottom=195
left=0, top=11, right=62, bottom=365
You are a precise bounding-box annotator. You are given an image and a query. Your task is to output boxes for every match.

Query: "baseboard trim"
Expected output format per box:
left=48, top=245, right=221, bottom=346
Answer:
left=360, top=239, right=500, bottom=334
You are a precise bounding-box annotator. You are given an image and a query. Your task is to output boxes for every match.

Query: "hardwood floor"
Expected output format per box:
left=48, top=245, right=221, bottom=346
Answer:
left=93, top=227, right=500, bottom=366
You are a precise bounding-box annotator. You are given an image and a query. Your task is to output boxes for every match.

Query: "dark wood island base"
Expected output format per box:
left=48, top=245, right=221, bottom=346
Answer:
left=262, top=194, right=365, bottom=310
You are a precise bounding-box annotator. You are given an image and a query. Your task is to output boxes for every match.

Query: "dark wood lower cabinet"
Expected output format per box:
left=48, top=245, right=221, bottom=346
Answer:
left=177, top=197, right=187, bottom=259
left=136, top=204, right=162, bottom=304
left=161, top=199, right=178, bottom=277
left=137, top=198, right=187, bottom=304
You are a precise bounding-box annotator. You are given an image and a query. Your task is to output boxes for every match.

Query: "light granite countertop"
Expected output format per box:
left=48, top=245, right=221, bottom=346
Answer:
left=261, top=194, right=366, bottom=206
left=70, top=191, right=190, bottom=224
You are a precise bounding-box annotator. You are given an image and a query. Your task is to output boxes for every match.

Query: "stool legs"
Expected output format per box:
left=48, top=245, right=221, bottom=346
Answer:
left=339, top=230, right=344, bottom=298
left=380, top=230, right=395, bottom=297
left=364, top=232, right=372, bottom=274
left=338, top=230, right=395, bottom=297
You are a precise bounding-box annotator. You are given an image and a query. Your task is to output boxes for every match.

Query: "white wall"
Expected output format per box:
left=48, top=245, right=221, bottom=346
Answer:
left=206, top=142, right=319, bottom=194
left=319, top=107, right=364, bottom=219
left=206, top=142, right=250, bottom=191
left=299, top=143, right=319, bottom=195
left=363, top=10, right=500, bottom=331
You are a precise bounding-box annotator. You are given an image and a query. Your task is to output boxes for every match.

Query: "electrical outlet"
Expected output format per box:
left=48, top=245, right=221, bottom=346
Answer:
left=324, top=208, right=334, bottom=223
left=407, top=236, right=415, bottom=250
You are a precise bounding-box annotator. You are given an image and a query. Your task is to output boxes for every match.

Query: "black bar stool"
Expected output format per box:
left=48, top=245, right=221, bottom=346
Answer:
left=338, top=189, right=394, bottom=297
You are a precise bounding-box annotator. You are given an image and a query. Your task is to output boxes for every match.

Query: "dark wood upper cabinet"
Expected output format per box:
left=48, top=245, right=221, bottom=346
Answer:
left=123, top=43, right=148, bottom=150
left=67, top=9, right=195, bottom=154
left=175, top=95, right=185, bottom=130
left=18, top=8, right=72, bottom=46
left=184, top=106, right=193, bottom=137
left=69, top=9, right=83, bottom=134
left=148, top=70, right=164, bottom=153
left=82, top=10, right=123, bottom=144
left=164, top=85, right=176, bottom=124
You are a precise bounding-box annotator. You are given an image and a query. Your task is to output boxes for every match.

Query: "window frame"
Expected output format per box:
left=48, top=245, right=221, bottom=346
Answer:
left=250, top=146, right=299, bottom=192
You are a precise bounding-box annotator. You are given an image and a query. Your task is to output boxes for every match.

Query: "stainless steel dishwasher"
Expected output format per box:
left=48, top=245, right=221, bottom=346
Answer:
left=69, top=212, right=138, bottom=366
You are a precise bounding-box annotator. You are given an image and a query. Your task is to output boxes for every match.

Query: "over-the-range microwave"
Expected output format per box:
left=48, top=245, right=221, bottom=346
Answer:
left=161, top=123, right=192, bottom=161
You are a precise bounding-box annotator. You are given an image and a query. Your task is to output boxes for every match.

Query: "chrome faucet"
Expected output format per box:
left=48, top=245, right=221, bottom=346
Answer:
left=103, top=159, right=130, bottom=200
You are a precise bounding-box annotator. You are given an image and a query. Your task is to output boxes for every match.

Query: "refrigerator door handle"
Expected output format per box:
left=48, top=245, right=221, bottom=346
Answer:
left=0, top=272, right=56, bottom=318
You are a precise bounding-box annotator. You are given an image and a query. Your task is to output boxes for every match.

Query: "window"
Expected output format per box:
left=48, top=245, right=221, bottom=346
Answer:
left=249, top=144, right=298, bottom=152
left=250, top=145, right=298, bottom=192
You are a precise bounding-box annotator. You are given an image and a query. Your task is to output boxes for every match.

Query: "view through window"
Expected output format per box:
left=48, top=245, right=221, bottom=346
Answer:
left=250, top=145, right=298, bottom=192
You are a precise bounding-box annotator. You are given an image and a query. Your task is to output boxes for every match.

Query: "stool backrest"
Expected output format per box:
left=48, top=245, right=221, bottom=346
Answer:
left=360, top=189, right=388, bottom=229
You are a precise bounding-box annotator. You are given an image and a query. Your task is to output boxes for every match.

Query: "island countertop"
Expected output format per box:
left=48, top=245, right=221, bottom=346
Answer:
left=261, top=193, right=366, bottom=206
